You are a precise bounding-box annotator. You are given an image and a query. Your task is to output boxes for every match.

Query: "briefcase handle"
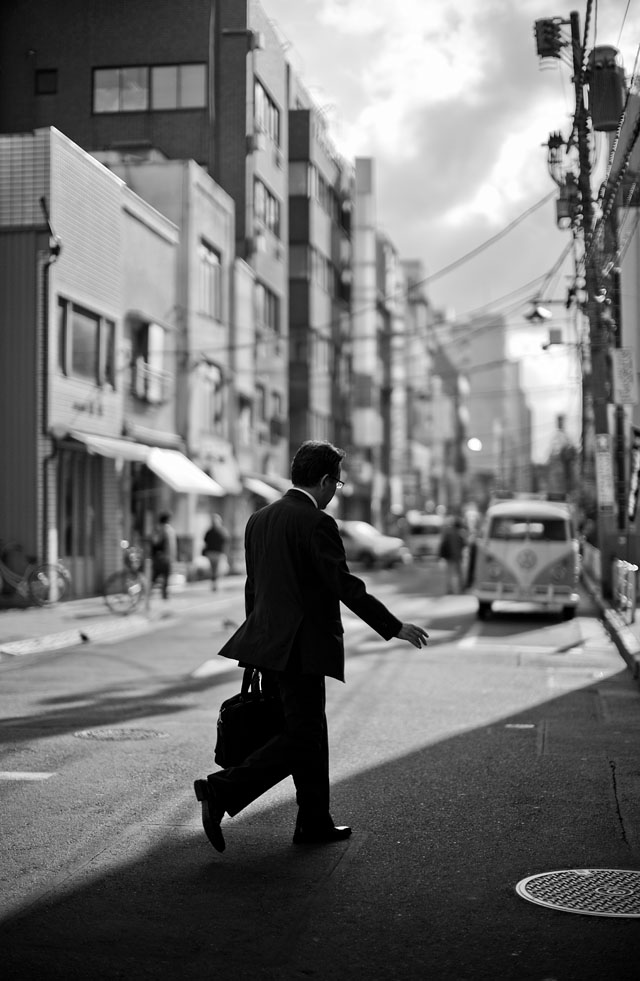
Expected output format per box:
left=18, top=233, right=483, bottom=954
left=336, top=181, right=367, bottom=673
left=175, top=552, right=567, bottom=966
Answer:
left=240, top=666, right=262, bottom=699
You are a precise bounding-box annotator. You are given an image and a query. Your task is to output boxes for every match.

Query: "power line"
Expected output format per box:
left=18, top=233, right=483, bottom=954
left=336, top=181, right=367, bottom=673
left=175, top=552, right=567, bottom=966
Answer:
left=420, top=193, right=556, bottom=285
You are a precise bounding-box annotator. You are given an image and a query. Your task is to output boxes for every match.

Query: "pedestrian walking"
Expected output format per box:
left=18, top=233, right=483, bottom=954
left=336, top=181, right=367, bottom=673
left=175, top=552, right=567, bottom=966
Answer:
left=193, top=439, right=429, bottom=853
left=438, top=516, right=466, bottom=594
left=151, top=511, right=177, bottom=600
left=203, top=513, right=230, bottom=590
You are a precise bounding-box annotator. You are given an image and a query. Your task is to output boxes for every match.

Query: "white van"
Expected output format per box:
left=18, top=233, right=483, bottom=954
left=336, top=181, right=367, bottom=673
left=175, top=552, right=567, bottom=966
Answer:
left=471, top=496, right=580, bottom=620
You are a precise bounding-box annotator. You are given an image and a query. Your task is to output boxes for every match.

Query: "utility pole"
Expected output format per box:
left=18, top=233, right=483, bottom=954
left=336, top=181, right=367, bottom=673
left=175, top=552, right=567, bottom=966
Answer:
left=535, top=9, right=618, bottom=592
left=569, top=12, right=615, bottom=561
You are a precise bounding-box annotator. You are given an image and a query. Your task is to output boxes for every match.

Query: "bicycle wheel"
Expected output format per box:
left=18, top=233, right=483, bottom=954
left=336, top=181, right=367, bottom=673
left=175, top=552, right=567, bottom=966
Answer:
left=103, top=570, right=146, bottom=615
left=28, top=564, right=70, bottom=606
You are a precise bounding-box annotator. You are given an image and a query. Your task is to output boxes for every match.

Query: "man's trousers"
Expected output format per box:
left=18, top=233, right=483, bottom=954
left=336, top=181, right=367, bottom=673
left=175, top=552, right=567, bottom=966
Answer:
left=208, top=671, right=332, bottom=830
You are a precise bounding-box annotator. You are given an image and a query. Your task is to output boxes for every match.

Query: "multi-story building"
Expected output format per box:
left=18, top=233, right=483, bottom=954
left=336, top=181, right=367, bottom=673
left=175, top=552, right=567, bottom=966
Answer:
left=0, top=0, right=421, bottom=568
left=93, top=153, right=268, bottom=555
left=349, top=158, right=383, bottom=524
left=402, top=261, right=435, bottom=509
left=0, top=128, right=224, bottom=596
left=287, top=72, right=353, bottom=465
left=434, top=312, right=533, bottom=509
left=0, top=0, right=290, bottom=481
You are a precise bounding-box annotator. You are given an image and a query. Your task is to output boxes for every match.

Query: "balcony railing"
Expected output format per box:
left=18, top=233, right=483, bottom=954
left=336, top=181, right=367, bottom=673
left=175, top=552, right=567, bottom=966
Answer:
left=132, top=358, right=172, bottom=405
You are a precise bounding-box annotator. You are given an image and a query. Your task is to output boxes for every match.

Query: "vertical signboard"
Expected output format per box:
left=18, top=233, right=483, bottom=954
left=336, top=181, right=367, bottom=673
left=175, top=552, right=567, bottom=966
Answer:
left=612, top=348, right=638, bottom=405
left=628, top=426, right=640, bottom=522
left=595, top=433, right=615, bottom=513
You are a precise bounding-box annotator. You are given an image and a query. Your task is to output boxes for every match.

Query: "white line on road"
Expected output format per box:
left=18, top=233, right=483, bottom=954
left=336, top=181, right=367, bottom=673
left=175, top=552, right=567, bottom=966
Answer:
left=0, top=771, right=55, bottom=781
left=458, top=624, right=481, bottom=648
left=191, top=658, right=239, bottom=678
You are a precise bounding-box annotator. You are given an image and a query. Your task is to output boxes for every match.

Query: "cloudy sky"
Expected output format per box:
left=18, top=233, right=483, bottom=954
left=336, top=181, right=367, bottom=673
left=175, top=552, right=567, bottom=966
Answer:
left=265, top=0, right=640, bottom=459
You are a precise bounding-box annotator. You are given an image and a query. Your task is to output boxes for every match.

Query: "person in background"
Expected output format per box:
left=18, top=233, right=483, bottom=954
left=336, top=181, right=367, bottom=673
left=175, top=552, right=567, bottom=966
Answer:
left=203, top=513, right=231, bottom=591
left=438, top=516, right=466, bottom=594
left=151, top=511, right=177, bottom=600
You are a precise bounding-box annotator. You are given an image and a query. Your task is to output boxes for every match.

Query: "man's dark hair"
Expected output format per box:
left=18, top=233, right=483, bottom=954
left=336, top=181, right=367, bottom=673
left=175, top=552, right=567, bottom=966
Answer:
left=291, top=440, right=346, bottom=487
left=159, top=511, right=171, bottom=524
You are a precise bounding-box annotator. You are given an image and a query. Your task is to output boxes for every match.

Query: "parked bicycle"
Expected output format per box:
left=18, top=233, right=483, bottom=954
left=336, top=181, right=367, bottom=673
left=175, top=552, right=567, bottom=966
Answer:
left=103, top=540, right=147, bottom=615
left=0, top=540, right=71, bottom=606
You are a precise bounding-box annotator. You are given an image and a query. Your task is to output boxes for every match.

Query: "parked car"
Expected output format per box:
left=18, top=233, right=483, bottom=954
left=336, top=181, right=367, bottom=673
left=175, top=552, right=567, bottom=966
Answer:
left=404, top=511, right=445, bottom=559
left=337, top=520, right=412, bottom=569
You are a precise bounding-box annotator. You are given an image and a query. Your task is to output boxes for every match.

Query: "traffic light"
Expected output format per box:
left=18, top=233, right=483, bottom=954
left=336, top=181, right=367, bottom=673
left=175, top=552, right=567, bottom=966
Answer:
left=534, top=19, right=563, bottom=59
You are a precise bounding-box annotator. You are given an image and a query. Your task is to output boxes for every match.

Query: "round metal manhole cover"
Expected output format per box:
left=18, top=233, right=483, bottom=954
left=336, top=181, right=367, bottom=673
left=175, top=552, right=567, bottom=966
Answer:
left=516, top=869, right=640, bottom=917
left=74, top=728, right=169, bottom=741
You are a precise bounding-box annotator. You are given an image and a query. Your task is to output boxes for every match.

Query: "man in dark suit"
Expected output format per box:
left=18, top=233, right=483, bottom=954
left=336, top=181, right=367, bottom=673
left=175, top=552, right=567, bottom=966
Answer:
left=194, top=440, right=429, bottom=852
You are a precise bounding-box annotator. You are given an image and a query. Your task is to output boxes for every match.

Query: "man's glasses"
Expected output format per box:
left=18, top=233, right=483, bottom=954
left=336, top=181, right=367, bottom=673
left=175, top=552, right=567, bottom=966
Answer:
left=328, top=475, right=344, bottom=489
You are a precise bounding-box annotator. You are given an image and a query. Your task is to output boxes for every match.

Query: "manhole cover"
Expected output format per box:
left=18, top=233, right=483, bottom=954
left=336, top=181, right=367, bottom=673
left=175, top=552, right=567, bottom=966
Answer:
left=516, top=869, right=640, bottom=917
left=74, top=728, right=169, bottom=741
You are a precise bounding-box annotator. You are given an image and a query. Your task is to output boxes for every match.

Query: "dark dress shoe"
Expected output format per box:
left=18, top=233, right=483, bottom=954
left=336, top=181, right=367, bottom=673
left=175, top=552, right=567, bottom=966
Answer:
left=293, top=825, right=352, bottom=845
left=194, top=779, right=225, bottom=852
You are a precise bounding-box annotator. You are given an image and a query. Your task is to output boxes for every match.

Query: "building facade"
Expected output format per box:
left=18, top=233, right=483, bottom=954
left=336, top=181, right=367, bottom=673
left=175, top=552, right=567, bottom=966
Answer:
left=0, top=128, right=225, bottom=597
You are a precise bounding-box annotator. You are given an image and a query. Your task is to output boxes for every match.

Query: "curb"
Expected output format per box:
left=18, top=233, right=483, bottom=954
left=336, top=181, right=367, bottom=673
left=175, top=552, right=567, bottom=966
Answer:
left=602, top=607, right=640, bottom=680
left=582, top=572, right=640, bottom=683
left=0, top=578, right=246, bottom=658
left=0, top=613, right=154, bottom=657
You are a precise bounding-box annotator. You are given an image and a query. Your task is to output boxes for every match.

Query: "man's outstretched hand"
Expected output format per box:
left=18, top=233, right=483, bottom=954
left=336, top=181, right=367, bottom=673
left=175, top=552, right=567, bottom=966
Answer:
left=397, top=623, right=429, bottom=649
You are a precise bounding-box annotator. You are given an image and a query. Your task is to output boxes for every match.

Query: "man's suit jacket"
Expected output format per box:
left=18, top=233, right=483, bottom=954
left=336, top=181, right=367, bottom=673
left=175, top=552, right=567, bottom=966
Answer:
left=217, top=490, right=402, bottom=681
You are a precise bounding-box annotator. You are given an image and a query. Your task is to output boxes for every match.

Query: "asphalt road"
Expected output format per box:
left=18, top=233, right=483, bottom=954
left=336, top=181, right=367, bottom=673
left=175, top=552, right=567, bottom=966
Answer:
left=1, top=564, right=639, bottom=980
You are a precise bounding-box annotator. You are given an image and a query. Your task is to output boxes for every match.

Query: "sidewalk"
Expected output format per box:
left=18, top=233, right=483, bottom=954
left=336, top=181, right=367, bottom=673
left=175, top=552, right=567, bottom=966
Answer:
left=0, top=575, right=245, bottom=658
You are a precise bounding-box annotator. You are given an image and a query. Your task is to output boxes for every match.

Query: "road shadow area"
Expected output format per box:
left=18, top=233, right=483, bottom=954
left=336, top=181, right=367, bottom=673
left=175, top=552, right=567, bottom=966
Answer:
left=1, top=666, right=639, bottom=981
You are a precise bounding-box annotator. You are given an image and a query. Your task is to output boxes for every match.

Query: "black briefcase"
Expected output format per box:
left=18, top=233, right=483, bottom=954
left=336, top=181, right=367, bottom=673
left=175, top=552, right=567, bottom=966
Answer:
left=214, top=667, right=285, bottom=768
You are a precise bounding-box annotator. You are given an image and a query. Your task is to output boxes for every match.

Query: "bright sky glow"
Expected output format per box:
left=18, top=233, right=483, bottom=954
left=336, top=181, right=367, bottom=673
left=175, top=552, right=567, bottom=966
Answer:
left=265, top=0, right=640, bottom=460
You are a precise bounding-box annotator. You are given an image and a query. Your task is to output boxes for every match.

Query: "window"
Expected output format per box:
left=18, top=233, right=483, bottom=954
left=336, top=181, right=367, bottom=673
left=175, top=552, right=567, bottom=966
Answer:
left=289, top=244, right=309, bottom=279
left=132, top=322, right=169, bottom=403
left=93, top=66, right=148, bottom=112
left=198, top=241, right=222, bottom=319
left=35, top=69, right=57, bottom=95
left=198, top=363, right=224, bottom=434
left=254, top=79, right=281, bottom=146
left=254, top=178, right=281, bottom=237
left=288, top=162, right=308, bottom=196
left=255, top=282, right=280, bottom=333
left=312, top=334, right=332, bottom=373
left=488, top=517, right=568, bottom=542
left=93, top=64, right=206, bottom=113
left=151, top=64, right=207, bottom=109
left=255, top=384, right=267, bottom=421
left=57, top=297, right=115, bottom=387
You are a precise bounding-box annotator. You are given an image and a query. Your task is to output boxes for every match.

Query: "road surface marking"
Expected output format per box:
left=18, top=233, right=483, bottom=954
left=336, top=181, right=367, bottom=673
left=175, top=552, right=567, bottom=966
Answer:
left=0, top=771, right=55, bottom=781
left=191, top=658, right=239, bottom=678
left=458, top=624, right=481, bottom=648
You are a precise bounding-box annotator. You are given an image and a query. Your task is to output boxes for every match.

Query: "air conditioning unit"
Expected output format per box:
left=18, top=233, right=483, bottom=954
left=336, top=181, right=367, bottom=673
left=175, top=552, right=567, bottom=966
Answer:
left=246, top=132, right=266, bottom=154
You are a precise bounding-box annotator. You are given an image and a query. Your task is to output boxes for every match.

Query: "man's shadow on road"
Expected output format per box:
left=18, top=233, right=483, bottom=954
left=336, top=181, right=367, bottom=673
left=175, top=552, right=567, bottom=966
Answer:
left=1, top=669, right=637, bottom=981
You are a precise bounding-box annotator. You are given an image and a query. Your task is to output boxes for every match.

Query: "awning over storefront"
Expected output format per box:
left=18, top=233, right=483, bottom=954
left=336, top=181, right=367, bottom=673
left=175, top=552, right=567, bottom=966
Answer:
left=146, top=449, right=224, bottom=496
left=69, top=431, right=150, bottom=462
left=69, top=431, right=224, bottom=496
left=242, top=476, right=282, bottom=503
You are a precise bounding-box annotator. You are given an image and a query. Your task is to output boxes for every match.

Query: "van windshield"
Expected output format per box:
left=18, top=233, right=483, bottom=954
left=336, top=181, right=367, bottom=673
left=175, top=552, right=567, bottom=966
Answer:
left=488, top=517, right=567, bottom=542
